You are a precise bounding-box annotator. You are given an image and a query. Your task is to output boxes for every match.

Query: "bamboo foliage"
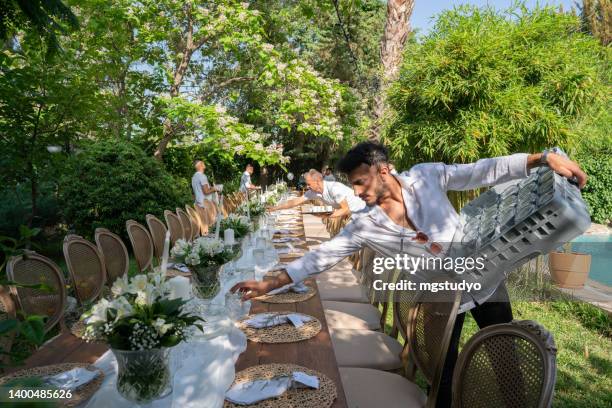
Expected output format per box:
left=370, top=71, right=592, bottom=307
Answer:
left=384, top=5, right=609, bottom=171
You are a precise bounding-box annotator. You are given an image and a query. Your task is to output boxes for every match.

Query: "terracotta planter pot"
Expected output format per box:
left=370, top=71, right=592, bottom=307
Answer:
left=549, top=251, right=592, bottom=289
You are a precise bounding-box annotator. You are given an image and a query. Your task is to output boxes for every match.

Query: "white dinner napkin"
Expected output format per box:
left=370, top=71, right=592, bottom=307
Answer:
left=244, top=313, right=312, bottom=329
left=274, top=229, right=297, bottom=235
left=44, top=367, right=99, bottom=391
left=276, top=243, right=302, bottom=255
left=168, top=263, right=191, bottom=273
left=272, top=237, right=301, bottom=243
left=225, top=371, right=319, bottom=405
left=267, top=282, right=309, bottom=295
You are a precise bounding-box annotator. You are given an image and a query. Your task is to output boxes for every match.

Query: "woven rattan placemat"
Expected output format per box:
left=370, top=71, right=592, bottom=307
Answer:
left=0, top=363, right=104, bottom=407
left=238, top=313, right=321, bottom=344
left=224, top=363, right=337, bottom=408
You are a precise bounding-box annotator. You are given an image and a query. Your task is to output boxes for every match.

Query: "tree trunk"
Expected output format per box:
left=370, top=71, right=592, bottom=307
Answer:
left=369, top=0, right=415, bottom=141
left=154, top=8, right=195, bottom=161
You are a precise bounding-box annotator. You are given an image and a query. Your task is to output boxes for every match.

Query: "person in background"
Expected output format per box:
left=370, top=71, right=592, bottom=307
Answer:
left=191, top=160, right=217, bottom=234
left=269, top=169, right=368, bottom=220
left=239, top=163, right=260, bottom=194
left=323, top=167, right=336, bottom=181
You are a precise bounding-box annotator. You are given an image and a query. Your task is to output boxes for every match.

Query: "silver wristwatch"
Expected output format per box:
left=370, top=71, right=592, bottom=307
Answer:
left=540, top=149, right=550, bottom=166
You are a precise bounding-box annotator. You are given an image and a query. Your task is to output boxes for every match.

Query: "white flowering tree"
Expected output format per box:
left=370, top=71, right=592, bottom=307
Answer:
left=113, top=0, right=348, bottom=164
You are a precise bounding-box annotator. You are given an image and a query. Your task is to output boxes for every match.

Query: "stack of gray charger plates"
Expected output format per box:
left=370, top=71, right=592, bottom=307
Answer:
left=448, top=149, right=591, bottom=312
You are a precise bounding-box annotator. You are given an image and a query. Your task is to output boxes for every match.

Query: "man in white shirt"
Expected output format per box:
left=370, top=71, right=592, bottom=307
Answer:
left=233, top=142, right=587, bottom=406
left=192, top=160, right=217, bottom=233
left=269, top=169, right=368, bottom=220
left=323, top=167, right=336, bottom=181
left=239, top=164, right=260, bottom=193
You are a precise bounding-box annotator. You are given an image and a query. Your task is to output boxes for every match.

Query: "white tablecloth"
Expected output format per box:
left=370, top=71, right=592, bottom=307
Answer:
left=84, top=327, right=247, bottom=408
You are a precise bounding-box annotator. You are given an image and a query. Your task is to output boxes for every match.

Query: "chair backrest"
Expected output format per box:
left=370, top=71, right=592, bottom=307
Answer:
left=126, top=220, right=154, bottom=272
left=452, top=320, right=557, bottom=408
left=7, top=251, right=66, bottom=332
left=185, top=205, right=201, bottom=240
left=94, top=228, right=129, bottom=285
left=202, top=200, right=217, bottom=226
left=176, top=208, right=192, bottom=241
left=146, top=214, right=168, bottom=261
left=63, top=235, right=106, bottom=305
left=408, top=280, right=461, bottom=406
left=164, top=210, right=184, bottom=245
left=0, top=285, right=18, bottom=365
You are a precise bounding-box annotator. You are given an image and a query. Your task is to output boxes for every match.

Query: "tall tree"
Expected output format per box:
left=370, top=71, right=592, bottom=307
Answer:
left=370, top=0, right=415, bottom=141
left=581, top=0, right=611, bottom=45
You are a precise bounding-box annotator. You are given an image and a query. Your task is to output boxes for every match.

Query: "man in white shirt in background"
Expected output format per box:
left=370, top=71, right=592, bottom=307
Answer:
left=191, top=160, right=218, bottom=233
left=323, top=167, right=336, bottom=181
left=268, top=169, right=368, bottom=220
left=233, top=141, right=587, bottom=407
left=239, top=163, right=260, bottom=194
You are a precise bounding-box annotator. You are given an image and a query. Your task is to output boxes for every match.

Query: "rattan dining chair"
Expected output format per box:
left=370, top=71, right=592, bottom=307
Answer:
left=338, top=278, right=462, bottom=408
left=94, top=228, right=129, bottom=286
left=126, top=220, right=154, bottom=272
left=63, top=235, right=106, bottom=305
left=146, top=214, right=168, bottom=262
left=0, top=285, right=18, bottom=367
left=164, top=210, right=185, bottom=245
left=176, top=208, right=193, bottom=241
left=202, top=200, right=217, bottom=227
left=452, top=320, right=557, bottom=408
left=185, top=205, right=202, bottom=240
left=7, top=251, right=67, bottom=333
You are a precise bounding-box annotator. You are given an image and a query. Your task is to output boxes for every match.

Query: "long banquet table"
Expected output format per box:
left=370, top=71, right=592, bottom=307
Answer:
left=4, top=208, right=348, bottom=408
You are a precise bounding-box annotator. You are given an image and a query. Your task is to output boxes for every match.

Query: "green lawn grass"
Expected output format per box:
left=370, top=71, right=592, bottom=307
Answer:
left=383, top=300, right=612, bottom=407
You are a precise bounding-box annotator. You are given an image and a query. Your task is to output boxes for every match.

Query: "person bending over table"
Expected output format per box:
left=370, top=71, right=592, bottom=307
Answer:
left=232, top=142, right=587, bottom=408
left=268, top=169, right=369, bottom=220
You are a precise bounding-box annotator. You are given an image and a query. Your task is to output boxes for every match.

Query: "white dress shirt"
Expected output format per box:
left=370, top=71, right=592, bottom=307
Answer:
left=286, top=154, right=530, bottom=309
left=239, top=171, right=252, bottom=193
left=303, top=181, right=367, bottom=216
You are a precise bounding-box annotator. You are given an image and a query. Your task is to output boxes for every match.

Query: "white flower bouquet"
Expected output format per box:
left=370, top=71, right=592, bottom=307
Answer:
left=82, top=273, right=203, bottom=403
left=220, top=213, right=252, bottom=238
left=81, top=272, right=203, bottom=350
left=170, top=237, right=236, bottom=298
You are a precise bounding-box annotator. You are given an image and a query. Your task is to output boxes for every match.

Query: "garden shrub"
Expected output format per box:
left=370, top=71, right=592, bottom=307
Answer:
left=59, top=139, right=191, bottom=239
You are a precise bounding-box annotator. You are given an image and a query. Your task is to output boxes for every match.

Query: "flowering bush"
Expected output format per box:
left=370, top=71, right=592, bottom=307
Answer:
left=82, top=272, right=203, bottom=350
left=220, top=213, right=251, bottom=238
left=170, top=236, right=234, bottom=268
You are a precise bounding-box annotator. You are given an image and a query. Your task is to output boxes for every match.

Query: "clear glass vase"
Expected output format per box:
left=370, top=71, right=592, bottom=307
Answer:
left=191, top=264, right=221, bottom=300
left=112, top=347, right=172, bottom=403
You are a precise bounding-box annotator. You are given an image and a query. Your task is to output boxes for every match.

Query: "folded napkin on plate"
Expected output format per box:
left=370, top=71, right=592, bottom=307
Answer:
left=44, top=367, right=99, bottom=391
left=276, top=247, right=302, bottom=255
left=274, top=229, right=297, bottom=235
left=225, top=371, right=319, bottom=405
left=167, top=263, right=191, bottom=273
left=244, top=313, right=312, bottom=328
left=272, top=237, right=301, bottom=243
left=267, top=282, right=309, bottom=295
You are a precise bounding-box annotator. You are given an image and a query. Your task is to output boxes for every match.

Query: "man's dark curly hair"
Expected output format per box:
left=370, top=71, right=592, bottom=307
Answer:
left=337, top=142, right=389, bottom=174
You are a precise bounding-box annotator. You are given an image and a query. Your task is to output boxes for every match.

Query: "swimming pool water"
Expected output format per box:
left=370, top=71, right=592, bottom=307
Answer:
left=570, top=234, right=612, bottom=286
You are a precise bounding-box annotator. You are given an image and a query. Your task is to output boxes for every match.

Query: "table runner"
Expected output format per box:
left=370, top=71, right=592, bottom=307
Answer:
left=84, top=327, right=247, bottom=408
